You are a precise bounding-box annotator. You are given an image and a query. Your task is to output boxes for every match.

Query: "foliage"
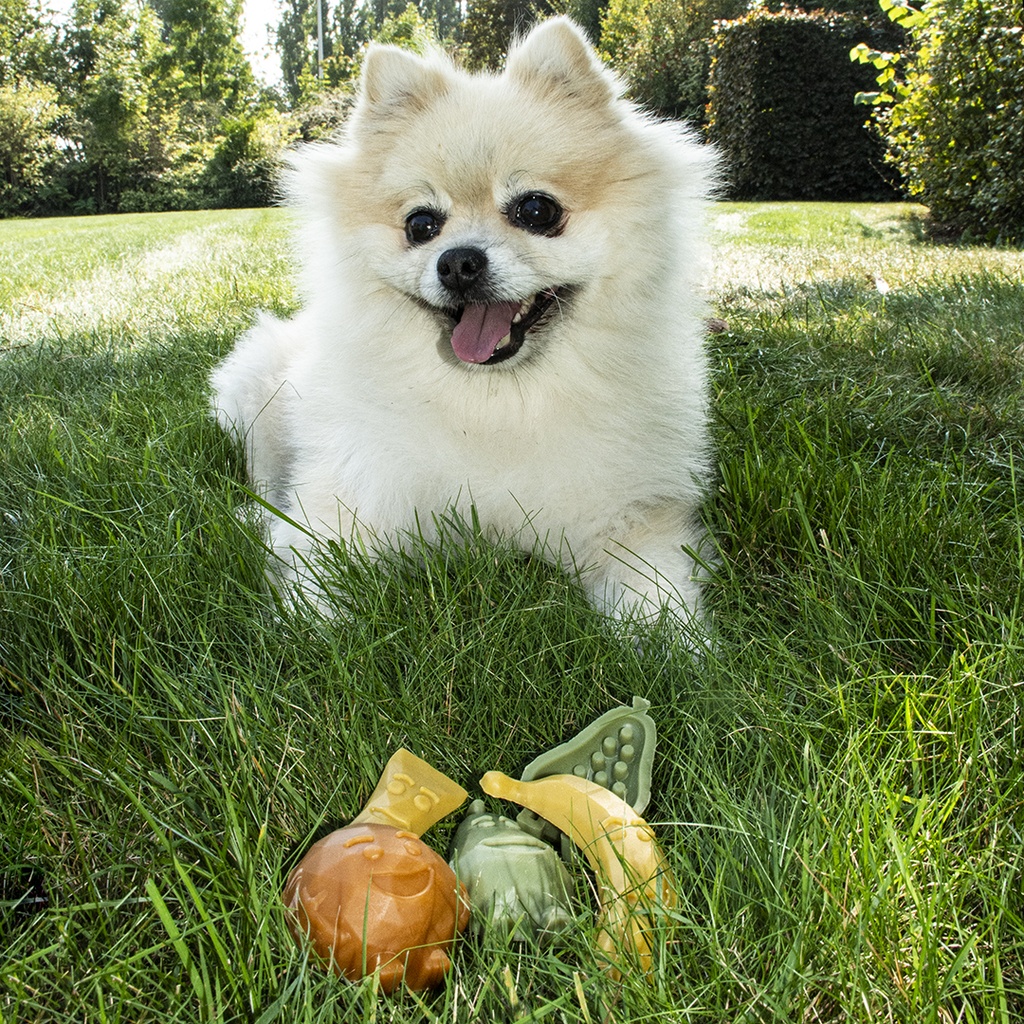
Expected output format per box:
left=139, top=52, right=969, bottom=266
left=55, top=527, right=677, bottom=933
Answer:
left=276, top=0, right=459, bottom=102
left=0, top=82, right=63, bottom=214
left=416, top=0, right=463, bottom=43
left=761, top=0, right=887, bottom=12
left=1, top=205, right=1024, bottom=1020
left=367, top=0, right=460, bottom=36
left=852, top=0, right=1024, bottom=243
left=293, top=88, right=355, bottom=141
left=707, top=6, right=901, bottom=200
left=202, top=110, right=297, bottom=208
left=277, top=0, right=335, bottom=104
left=288, top=4, right=435, bottom=136
left=549, top=0, right=608, bottom=41
left=459, top=0, right=536, bottom=70
left=152, top=0, right=256, bottom=111
left=0, top=0, right=304, bottom=216
left=374, top=2, right=437, bottom=53
left=62, top=0, right=173, bottom=212
left=599, top=0, right=745, bottom=122
left=0, top=0, right=56, bottom=85
left=330, top=0, right=374, bottom=57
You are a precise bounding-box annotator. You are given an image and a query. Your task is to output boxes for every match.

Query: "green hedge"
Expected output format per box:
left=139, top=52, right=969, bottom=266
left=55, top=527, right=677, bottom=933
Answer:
left=707, top=6, right=902, bottom=200
left=599, top=0, right=749, bottom=125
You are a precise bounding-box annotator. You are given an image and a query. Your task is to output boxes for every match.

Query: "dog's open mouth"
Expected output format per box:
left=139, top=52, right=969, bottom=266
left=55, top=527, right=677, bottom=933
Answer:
left=450, top=287, right=567, bottom=365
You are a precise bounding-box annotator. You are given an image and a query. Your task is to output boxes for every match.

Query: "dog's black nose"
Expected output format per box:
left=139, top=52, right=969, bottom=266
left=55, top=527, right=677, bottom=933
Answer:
left=437, top=247, right=488, bottom=295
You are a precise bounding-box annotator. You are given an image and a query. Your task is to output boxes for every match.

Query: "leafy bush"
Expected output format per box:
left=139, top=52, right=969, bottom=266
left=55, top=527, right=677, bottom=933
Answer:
left=762, top=0, right=888, bottom=13
left=708, top=6, right=902, bottom=200
left=115, top=109, right=299, bottom=213
left=294, top=89, right=355, bottom=142
left=117, top=142, right=213, bottom=213
left=855, top=0, right=1024, bottom=243
left=0, top=82, right=63, bottom=216
left=202, top=110, right=299, bottom=208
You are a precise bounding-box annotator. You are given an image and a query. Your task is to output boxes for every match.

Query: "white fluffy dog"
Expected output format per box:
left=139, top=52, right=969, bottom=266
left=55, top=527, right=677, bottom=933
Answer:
left=211, top=17, right=716, bottom=631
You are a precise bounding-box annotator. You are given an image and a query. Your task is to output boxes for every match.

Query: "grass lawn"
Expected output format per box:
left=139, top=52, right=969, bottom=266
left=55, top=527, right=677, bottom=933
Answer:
left=1, top=203, right=1022, bottom=1022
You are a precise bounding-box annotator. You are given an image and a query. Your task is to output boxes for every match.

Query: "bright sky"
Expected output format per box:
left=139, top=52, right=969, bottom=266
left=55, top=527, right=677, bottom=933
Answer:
left=240, top=0, right=285, bottom=84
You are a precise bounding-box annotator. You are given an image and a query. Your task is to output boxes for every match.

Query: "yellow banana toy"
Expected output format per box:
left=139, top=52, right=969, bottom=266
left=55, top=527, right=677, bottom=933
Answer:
left=479, top=771, right=676, bottom=976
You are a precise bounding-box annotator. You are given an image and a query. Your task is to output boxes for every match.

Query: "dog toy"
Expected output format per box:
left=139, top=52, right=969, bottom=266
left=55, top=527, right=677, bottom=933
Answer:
left=283, top=701, right=669, bottom=986
left=348, top=746, right=469, bottom=834
left=479, top=770, right=676, bottom=976
left=282, top=749, right=469, bottom=993
left=514, top=697, right=657, bottom=862
left=449, top=799, right=574, bottom=944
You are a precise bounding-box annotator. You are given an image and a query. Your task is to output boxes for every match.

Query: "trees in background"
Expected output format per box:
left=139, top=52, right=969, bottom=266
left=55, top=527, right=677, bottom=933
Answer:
left=64, top=0, right=171, bottom=211
left=0, top=0, right=481, bottom=216
left=0, top=0, right=66, bottom=212
left=2, top=0, right=1021, bottom=239
left=1, top=0, right=53, bottom=83
left=599, top=0, right=746, bottom=123
left=153, top=0, right=255, bottom=110
left=0, top=0, right=289, bottom=214
left=277, top=0, right=460, bottom=100
left=459, top=0, right=534, bottom=70
left=0, top=80, right=61, bottom=212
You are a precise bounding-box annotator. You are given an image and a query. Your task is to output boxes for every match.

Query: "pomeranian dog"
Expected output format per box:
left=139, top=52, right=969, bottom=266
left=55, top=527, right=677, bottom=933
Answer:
left=211, top=17, right=716, bottom=631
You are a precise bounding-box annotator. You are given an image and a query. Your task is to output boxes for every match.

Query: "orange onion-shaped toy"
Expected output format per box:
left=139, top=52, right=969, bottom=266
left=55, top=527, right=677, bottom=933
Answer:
left=283, top=822, right=470, bottom=993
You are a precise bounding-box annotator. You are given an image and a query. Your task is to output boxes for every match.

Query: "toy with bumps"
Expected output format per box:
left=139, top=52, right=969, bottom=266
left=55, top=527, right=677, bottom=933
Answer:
left=283, top=699, right=672, bottom=989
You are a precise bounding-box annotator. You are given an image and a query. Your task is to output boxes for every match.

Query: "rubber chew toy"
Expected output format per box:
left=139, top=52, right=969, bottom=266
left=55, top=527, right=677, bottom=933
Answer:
left=479, top=771, right=676, bottom=975
left=283, top=749, right=469, bottom=993
left=521, top=696, right=656, bottom=809
left=349, top=746, right=469, bottom=834
left=449, top=799, right=574, bottom=944
left=516, top=696, right=656, bottom=855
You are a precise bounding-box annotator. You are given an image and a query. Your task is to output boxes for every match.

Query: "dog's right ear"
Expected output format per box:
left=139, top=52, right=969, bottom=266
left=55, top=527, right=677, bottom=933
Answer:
left=359, top=44, right=449, bottom=116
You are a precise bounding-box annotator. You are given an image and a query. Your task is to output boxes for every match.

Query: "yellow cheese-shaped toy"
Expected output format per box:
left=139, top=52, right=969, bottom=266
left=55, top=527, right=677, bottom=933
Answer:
left=351, top=748, right=467, bottom=836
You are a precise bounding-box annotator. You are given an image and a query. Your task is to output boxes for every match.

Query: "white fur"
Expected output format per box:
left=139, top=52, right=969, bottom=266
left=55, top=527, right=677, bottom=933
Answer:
left=210, top=17, right=717, bottom=630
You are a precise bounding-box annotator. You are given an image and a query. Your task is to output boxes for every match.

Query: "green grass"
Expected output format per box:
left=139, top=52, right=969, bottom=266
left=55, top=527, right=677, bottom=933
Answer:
left=2, top=203, right=1023, bottom=1022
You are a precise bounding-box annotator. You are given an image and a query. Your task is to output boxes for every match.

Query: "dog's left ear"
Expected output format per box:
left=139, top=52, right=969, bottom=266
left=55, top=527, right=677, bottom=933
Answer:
left=359, top=43, right=449, bottom=116
left=505, top=17, right=617, bottom=107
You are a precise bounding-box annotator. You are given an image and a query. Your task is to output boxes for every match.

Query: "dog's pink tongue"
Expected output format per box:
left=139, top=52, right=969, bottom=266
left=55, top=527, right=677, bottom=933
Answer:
left=451, top=302, right=519, bottom=363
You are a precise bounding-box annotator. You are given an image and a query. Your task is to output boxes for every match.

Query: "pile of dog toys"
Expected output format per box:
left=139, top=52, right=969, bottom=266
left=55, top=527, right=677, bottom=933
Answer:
left=282, top=697, right=675, bottom=992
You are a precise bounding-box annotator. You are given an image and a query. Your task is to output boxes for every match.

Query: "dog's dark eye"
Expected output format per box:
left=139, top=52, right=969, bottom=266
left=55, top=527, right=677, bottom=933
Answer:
left=509, top=192, right=563, bottom=235
left=405, top=209, right=444, bottom=245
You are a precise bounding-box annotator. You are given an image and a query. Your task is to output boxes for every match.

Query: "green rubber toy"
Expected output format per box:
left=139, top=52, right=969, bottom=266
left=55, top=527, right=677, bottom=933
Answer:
left=516, top=696, right=657, bottom=851
left=449, top=800, right=574, bottom=944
